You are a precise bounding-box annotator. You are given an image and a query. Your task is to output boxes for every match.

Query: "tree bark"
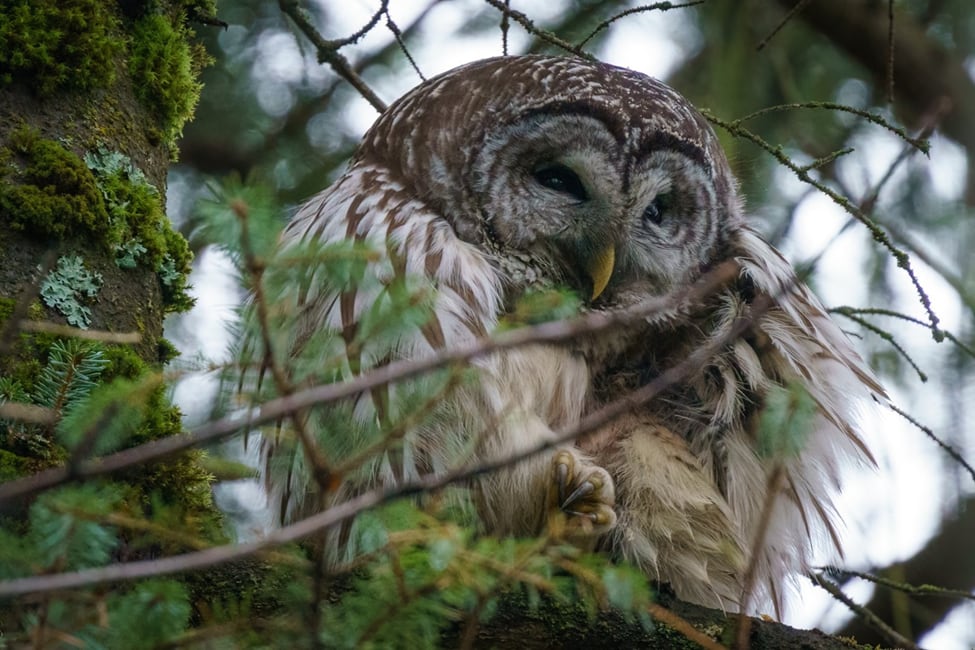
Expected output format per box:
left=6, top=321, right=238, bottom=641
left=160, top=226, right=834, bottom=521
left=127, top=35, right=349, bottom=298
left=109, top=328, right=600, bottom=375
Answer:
left=454, top=590, right=884, bottom=649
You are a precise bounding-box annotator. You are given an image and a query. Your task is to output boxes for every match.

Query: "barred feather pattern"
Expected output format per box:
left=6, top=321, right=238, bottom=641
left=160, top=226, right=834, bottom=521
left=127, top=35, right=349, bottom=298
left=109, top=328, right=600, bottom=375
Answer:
left=269, top=165, right=594, bottom=551
left=255, top=54, right=882, bottom=613
left=584, top=227, right=883, bottom=613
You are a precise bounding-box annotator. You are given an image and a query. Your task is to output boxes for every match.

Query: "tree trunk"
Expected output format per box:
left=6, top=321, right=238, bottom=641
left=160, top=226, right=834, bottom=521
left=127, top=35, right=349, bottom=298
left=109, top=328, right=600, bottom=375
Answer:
left=0, top=0, right=223, bottom=616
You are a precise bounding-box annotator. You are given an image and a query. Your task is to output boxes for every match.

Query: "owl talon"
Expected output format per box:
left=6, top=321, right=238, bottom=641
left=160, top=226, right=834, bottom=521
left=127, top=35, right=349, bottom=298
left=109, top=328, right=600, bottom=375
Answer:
left=556, top=459, right=570, bottom=503
left=548, top=449, right=617, bottom=538
left=562, top=480, right=595, bottom=509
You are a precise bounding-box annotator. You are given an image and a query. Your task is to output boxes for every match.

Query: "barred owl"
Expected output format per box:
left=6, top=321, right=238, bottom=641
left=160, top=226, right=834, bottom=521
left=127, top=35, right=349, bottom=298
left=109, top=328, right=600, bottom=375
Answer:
left=266, top=55, right=882, bottom=614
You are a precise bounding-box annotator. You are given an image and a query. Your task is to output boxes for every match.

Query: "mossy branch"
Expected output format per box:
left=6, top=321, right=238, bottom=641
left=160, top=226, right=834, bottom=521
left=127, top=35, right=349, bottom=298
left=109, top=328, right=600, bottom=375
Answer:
left=885, top=402, right=975, bottom=487
left=830, top=310, right=927, bottom=382
left=703, top=108, right=942, bottom=340
left=823, top=566, right=975, bottom=603
left=734, top=102, right=929, bottom=154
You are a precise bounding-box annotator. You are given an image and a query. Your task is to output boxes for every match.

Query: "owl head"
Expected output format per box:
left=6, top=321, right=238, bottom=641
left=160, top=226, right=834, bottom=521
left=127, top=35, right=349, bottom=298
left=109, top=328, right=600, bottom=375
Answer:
left=357, top=55, right=745, bottom=301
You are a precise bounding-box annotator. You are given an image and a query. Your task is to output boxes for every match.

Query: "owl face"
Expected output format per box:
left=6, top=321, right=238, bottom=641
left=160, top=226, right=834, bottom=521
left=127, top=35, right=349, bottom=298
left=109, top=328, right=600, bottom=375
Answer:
left=359, top=55, right=744, bottom=301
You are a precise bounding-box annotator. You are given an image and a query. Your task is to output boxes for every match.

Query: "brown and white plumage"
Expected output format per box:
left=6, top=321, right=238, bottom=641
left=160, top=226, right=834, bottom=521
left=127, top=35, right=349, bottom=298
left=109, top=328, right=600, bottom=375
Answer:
left=585, top=227, right=883, bottom=612
left=259, top=55, right=882, bottom=613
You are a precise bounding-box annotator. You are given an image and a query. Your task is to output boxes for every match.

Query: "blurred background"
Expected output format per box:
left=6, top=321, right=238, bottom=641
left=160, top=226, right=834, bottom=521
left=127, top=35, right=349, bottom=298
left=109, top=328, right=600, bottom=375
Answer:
left=164, top=1, right=975, bottom=646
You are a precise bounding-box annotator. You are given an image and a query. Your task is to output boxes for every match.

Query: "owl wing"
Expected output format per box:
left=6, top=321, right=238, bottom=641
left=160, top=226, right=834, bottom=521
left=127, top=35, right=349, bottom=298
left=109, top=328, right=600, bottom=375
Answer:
left=727, top=227, right=884, bottom=611
left=260, top=163, right=505, bottom=525
left=260, top=163, right=594, bottom=551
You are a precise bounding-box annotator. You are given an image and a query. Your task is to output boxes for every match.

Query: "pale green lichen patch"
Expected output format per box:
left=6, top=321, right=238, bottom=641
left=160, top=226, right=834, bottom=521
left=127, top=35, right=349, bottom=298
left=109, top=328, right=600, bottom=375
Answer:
left=39, top=255, right=103, bottom=329
left=84, top=146, right=194, bottom=312
left=1, top=130, right=194, bottom=313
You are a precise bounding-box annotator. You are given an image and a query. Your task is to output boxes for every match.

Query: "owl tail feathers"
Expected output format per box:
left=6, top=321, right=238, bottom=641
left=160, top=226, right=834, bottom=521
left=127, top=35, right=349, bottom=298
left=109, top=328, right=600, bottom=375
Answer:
left=597, top=417, right=749, bottom=612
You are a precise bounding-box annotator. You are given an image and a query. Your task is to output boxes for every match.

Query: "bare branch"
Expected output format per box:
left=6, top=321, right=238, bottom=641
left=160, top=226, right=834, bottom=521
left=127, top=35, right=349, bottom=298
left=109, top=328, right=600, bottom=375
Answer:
left=15, top=321, right=141, bottom=344
left=0, top=265, right=772, bottom=597
left=0, top=402, right=56, bottom=425
left=755, top=0, right=814, bottom=51
left=0, top=263, right=739, bottom=505
left=278, top=0, right=388, bottom=112
left=576, top=2, right=706, bottom=50
left=809, top=572, right=921, bottom=650
left=886, top=402, right=975, bottom=487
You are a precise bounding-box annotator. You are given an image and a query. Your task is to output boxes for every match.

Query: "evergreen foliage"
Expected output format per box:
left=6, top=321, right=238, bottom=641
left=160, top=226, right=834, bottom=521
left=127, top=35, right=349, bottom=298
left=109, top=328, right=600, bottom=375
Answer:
left=1, top=1, right=973, bottom=647
left=0, top=178, right=660, bottom=648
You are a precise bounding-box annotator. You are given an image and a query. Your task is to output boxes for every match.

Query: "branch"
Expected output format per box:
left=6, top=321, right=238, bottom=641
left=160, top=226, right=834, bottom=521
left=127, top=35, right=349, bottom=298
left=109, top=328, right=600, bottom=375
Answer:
left=837, top=495, right=975, bottom=644
left=777, top=0, right=975, bottom=203
left=278, top=0, right=388, bottom=112
left=810, top=572, right=921, bottom=650
left=704, top=109, right=942, bottom=340
left=0, top=264, right=763, bottom=596
left=0, top=263, right=740, bottom=506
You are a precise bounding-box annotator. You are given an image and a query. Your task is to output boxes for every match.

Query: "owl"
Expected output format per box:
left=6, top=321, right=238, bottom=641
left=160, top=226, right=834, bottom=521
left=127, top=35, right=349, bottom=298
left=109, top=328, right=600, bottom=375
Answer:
left=263, top=55, right=882, bottom=615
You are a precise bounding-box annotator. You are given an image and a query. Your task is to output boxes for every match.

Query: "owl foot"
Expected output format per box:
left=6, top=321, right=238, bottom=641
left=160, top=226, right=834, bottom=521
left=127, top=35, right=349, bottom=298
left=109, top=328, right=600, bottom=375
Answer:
left=547, top=449, right=617, bottom=539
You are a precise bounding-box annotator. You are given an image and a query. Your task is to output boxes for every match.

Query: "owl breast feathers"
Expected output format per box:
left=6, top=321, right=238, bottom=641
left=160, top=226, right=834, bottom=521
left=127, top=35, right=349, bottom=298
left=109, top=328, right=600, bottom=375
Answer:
left=265, top=55, right=883, bottom=614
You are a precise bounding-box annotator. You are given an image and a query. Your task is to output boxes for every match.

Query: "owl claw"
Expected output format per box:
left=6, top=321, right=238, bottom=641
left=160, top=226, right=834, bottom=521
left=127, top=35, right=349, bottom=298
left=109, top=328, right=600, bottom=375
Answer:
left=548, top=449, right=617, bottom=538
left=561, top=480, right=595, bottom=509
left=556, top=459, right=570, bottom=503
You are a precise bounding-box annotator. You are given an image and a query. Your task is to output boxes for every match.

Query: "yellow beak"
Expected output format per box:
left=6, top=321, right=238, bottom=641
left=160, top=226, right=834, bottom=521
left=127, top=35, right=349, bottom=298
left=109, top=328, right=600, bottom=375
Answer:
left=586, top=245, right=615, bottom=300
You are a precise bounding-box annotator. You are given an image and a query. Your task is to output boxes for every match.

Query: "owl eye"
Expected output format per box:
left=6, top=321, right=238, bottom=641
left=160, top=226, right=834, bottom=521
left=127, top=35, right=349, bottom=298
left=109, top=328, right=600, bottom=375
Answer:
left=643, top=193, right=671, bottom=226
left=533, top=164, right=588, bottom=201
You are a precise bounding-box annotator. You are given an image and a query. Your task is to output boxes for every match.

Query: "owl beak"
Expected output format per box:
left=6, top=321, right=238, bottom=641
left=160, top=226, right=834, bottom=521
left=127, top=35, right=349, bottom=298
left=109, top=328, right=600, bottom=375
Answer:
left=586, top=245, right=615, bottom=300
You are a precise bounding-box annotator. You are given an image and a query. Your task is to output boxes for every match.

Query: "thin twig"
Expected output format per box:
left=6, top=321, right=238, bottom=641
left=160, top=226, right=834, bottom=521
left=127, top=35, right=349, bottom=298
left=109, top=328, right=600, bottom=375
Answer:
left=384, top=7, right=425, bottom=81
left=886, top=0, right=895, bottom=104
left=482, top=0, right=591, bottom=58
left=576, top=2, right=706, bottom=50
left=232, top=199, right=333, bottom=499
left=795, top=105, right=941, bottom=282
left=733, top=102, right=928, bottom=153
left=704, top=109, right=941, bottom=339
left=808, top=572, right=921, bottom=650
left=278, top=0, right=388, bottom=112
left=830, top=306, right=975, bottom=359
left=831, top=311, right=927, bottom=382
left=0, top=263, right=740, bottom=505
left=0, top=268, right=777, bottom=597
left=823, top=566, right=975, bottom=603
left=755, top=0, right=814, bottom=51
left=885, top=220, right=975, bottom=315
left=735, top=465, right=786, bottom=648
left=886, top=402, right=975, bottom=486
